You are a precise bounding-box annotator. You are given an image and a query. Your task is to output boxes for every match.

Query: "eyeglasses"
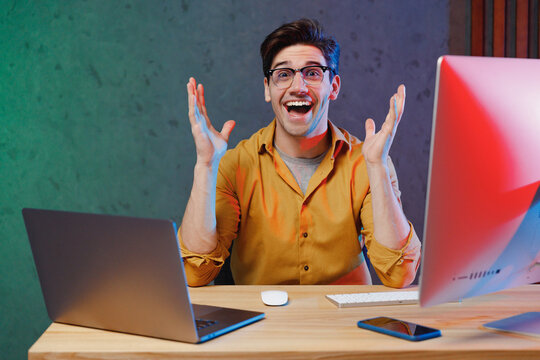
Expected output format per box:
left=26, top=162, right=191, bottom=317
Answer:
left=266, top=65, right=334, bottom=89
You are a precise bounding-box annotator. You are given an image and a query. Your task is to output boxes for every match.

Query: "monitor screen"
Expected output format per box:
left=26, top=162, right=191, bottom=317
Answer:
left=419, top=55, right=540, bottom=308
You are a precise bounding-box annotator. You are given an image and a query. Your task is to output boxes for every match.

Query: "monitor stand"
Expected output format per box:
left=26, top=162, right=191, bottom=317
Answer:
left=483, top=312, right=540, bottom=338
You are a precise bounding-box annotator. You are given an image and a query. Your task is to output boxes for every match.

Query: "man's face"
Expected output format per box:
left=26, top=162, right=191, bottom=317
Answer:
left=264, top=44, right=340, bottom=140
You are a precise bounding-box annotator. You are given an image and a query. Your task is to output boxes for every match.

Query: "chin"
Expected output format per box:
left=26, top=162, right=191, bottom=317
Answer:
left=280, top=119, right=313, bottom=137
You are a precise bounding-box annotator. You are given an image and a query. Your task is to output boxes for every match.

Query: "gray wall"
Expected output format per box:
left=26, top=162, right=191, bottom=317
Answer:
left=0, top=1, right=449, bottom=358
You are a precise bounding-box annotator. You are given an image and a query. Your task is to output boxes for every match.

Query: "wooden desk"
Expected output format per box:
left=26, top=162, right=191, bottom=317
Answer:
left=29, top=285, right=540, bottom=359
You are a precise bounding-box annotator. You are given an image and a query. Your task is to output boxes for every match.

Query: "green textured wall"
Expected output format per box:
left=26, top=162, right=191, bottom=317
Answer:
left=1, top=1, right=449, bottom=358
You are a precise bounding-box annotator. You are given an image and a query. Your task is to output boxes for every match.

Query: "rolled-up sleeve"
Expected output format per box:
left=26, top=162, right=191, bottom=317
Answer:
left=363, top=221, right=421, bottom=288
left=178, top=229, right=230, bottom=287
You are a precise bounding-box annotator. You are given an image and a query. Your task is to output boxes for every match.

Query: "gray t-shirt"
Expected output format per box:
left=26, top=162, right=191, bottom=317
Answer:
left=274, top=145, right=328, bottom=195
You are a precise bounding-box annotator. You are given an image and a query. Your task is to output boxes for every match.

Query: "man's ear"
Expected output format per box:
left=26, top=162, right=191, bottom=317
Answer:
left=264, top=77, right=271, bottom=103
left=329, top=74, right=341, bottom=100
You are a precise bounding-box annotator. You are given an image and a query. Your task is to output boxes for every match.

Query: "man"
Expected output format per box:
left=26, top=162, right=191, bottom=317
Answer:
left=179, top=19, right=421, bottom=287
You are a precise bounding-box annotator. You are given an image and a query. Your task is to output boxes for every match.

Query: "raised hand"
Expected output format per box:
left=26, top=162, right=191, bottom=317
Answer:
left=362, top=84, right=405, bottom=166
left=187, top=77, right=236, bottom=167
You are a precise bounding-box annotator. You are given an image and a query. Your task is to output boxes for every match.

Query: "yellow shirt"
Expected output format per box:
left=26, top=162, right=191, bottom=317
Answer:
left=179, top=120, right=421, bottom=287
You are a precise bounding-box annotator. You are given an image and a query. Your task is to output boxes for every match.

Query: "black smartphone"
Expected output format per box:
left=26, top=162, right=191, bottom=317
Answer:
left=357, top=316, right=441, bottom=341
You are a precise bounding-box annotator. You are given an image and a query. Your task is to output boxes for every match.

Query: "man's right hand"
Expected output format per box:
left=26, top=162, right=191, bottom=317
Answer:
left=181, top=78, right=236, bottom=256
left=187, top=77, right=236, bottom=167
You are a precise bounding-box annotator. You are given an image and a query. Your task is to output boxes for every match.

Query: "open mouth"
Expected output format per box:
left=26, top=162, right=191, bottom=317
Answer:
left=285, top=101, right=313, bottom=115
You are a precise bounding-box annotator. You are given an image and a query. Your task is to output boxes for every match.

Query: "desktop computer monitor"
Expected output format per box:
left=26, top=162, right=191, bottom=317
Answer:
left=419, top=55, right=540, bottom=308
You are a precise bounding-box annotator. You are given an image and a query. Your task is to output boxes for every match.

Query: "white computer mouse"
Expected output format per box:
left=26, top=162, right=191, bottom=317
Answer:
left=260, top=290, right=288, bottom=306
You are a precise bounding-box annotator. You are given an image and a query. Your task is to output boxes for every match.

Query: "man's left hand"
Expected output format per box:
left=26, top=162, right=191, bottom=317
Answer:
left=362, top=84, right=406, bottom=167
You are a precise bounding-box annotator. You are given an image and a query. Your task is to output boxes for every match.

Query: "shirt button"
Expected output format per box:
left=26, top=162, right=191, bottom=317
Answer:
left=304, top=265, right=309, bottom=271
left=303, top=232, right=308, bottom=238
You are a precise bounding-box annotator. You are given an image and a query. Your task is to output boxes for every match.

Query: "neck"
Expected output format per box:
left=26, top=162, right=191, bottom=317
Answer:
left=275, top=128, right=331, bottom=159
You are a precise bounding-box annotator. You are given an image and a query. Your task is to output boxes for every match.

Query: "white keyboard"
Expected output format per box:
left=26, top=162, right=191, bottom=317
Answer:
left=326, top=290, right=419, bottom=308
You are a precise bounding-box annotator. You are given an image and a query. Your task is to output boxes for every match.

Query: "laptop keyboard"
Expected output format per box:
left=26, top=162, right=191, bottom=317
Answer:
left=196, top=319, right=217, bottom=330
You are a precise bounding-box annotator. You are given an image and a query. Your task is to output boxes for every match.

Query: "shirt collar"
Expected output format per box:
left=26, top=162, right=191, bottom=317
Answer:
left=258, top=119, right=351, bottom=158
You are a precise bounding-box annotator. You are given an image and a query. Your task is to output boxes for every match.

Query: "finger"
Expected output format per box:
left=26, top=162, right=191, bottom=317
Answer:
left=196, top=83, right=214, bottom=132
left=385, top=94, right=397, bottom=127
left=189, top=77, right=197, bottom=98
left=364, top=118, right=376, bottom=139
left=187, top=77, right=197, bottom=99
left=220, top=120, right=236, bottom=142
left=395, top=84, right=406, bottom=123
left=398, top=83, right=406, bottom=102
left=197, top=83, right=206, bottom=109
left=377, top=95, right=397, bottom=143
left=187, top=77, right=199, bottom=109
left=187, top=82, right=197, bottom=126
left=190, top=78, right=201, bottom=109
left=392, top=84, right=406, bottom=134
left=390, top=96, right=399, bottom=137
left=381, top=95, right=399, bottom=148
left=197, top=83, right=210, bottom=121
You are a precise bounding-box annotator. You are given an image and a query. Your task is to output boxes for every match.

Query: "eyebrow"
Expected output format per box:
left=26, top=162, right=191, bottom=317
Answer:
left=271, top=60, right=324, bottom=69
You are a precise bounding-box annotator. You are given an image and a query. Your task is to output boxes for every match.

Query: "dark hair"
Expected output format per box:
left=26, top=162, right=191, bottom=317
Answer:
left=260, top=18, right=340, bottom=79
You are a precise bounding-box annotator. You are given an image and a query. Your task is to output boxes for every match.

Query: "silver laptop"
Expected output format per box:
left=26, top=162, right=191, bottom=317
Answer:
left=22, top=208, right=265, bottom=343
